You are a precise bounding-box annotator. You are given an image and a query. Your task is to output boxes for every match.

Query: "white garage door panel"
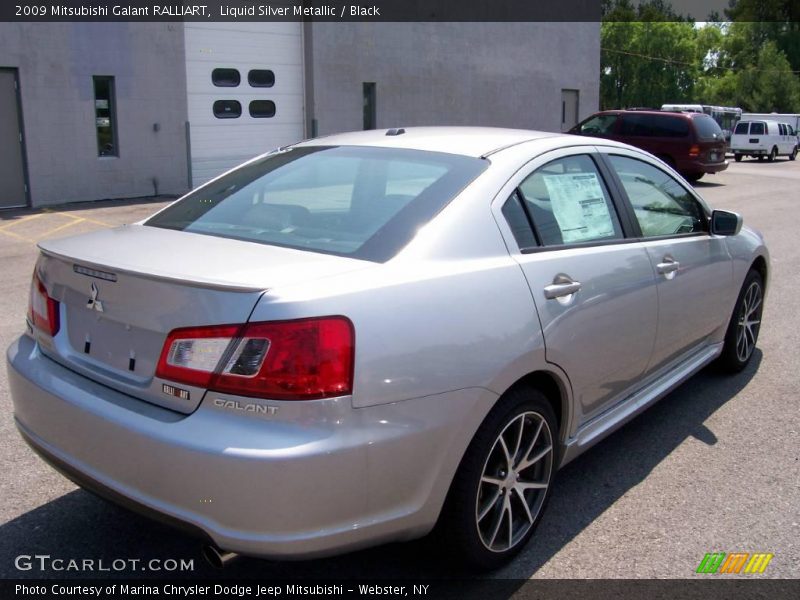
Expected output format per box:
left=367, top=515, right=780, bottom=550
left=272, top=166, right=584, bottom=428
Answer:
left=185, top=64, right=304, bottom=94
left=191, top=125, right=304, bottom=155
left=185, top=28, right=302, bottom=70
left=185, top=23, right=305, bottom=187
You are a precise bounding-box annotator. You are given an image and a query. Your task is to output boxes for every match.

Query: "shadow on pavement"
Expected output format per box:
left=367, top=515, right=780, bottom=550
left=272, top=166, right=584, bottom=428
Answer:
left=0, top=352, right=761, bottom=583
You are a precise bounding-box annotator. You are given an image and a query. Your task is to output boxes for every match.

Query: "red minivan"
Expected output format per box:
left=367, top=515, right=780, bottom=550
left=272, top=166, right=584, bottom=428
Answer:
left=569, top=110, right=728, bottom=182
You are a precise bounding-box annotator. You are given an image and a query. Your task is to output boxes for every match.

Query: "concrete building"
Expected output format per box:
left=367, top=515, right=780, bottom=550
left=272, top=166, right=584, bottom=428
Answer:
left=0, top=22, right=599, bottom=208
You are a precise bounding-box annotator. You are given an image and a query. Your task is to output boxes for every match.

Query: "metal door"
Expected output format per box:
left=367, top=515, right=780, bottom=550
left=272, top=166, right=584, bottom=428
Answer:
left=498, top=148, right=659, bottom=422
left=561, top=89, right=579, bottom=132
left=0, top=69, right=27, bottom=208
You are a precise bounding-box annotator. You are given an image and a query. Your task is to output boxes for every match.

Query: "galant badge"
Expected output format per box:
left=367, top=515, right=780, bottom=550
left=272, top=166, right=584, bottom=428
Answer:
left=86, top=282, right=104, bottom=312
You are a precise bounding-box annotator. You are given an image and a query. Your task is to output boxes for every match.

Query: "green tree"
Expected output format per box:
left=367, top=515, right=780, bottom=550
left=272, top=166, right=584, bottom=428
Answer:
left=738, top=42, right=800, bottom=112
left=601, top=1, right=699, bottom=109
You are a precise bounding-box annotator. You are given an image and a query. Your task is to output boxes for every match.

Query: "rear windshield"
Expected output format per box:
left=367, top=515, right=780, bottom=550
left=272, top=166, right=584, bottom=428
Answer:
left=146, top=146, right=488, bottom=262
left=734, top=122, right=749, bottom=135
left=750, top=122, right=765, bottom=135
left=692, top=114, right=724, bottom=141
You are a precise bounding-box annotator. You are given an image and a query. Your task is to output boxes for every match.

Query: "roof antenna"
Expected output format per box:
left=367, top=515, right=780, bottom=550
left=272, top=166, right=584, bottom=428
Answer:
left=385, top=128, right=406, bottom=136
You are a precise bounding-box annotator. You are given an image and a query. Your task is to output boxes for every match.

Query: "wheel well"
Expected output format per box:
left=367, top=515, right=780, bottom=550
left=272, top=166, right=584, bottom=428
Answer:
left=656, top=154, right=675, bottom=168
left=751, top=255, right=768, bottom=288
left=504, top=371, right=566, bottom=439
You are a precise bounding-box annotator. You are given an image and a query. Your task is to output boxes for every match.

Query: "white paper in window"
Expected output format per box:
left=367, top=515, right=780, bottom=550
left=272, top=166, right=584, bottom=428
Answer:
left=543, top=173, right=614, bottom=243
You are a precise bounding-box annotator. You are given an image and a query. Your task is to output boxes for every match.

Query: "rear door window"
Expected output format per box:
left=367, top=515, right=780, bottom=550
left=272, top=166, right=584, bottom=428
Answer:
left=734, top=122, right=749, bottom=135
left=517, top=155, right=623, bottom=246
left=620, top=114, right=690, bottom=138
left=750, top=122, right=765, bottom=135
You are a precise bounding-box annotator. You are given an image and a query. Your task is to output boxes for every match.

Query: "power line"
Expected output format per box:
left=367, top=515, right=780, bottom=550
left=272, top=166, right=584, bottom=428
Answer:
left=601, top=46, right=800, bottom=74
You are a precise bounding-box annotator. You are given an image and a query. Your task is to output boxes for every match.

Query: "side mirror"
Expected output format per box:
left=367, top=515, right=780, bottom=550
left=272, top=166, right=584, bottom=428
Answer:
left=710, top=210, right=742, bottom=236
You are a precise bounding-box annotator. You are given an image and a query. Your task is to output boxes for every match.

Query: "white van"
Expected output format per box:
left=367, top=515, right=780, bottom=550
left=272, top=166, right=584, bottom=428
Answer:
left=730, top=119, right=798, bottom=162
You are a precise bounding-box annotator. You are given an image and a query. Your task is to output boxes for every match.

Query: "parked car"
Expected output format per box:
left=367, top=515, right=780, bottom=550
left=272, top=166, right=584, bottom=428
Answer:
left=730, top=119, right=798, bottom=162
left=7, top=127, right=768, bottom=569
left=569, top=109, right=728, bottom=182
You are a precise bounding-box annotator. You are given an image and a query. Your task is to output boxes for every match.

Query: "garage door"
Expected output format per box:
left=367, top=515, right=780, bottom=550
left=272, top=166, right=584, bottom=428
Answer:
left=184, top=23, right=305, bottom=187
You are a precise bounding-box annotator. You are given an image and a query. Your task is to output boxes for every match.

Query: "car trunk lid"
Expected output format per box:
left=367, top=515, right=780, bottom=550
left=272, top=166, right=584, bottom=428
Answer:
left=34, top=224, right=372, bottom=413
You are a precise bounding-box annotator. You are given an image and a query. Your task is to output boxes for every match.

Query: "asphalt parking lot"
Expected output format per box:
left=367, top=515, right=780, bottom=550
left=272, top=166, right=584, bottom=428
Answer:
left=0, top=160, right=798, bottom=582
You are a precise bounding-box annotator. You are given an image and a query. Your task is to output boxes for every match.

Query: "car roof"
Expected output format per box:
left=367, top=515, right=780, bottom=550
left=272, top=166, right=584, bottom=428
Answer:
left=292, top=126, right=561, bottom=158
left=597, top=109, right=699, bottom=119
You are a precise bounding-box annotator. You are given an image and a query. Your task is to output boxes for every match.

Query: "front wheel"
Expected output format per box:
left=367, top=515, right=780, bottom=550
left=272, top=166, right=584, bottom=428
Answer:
left=438, top=389, right=557, bottom=569
left=718, top=269, right=764, bottom=373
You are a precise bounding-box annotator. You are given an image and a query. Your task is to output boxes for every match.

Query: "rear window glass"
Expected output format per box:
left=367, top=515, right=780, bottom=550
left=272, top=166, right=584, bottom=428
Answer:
left=734, top=122, right=749, bottom=135
left=692, top=115, right=724, bottom=141
left=146, top=146, right=487, bottom=262
left=620, top=114, right=689, bottom=138
left=750, top=122, right=765, bottom=135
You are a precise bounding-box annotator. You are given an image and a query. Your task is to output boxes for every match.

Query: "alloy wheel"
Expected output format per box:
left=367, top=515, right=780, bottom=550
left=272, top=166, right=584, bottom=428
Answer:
left=475, top=411, right=553, bottom=552
left=736, top=280, right=762, bottom=363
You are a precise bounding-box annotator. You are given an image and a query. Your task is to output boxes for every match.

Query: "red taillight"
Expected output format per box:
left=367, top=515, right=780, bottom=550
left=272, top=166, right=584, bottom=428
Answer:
left=155, top=317, right=354, bottom=401
left=689, top=144, right=700, bottom=157
left=28, top=274, right=60, bottom=336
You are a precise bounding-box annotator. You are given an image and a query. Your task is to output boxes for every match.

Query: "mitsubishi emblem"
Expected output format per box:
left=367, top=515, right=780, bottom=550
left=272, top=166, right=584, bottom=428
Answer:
left=87, top=282, right=104, bottom=312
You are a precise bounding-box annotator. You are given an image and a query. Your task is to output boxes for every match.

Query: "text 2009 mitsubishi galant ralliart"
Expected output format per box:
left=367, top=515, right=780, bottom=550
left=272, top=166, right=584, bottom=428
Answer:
left=7, top=127, right=768, bottom=569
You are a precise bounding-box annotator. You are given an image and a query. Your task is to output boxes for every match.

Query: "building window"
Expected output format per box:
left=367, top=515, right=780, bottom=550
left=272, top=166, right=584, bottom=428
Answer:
left=93, top=76, right=117, bottom=157
left=249, top=100, right=276, bottom=118
left=248, top=70, right=275, bottom=87
left=212, top=68, right=241, bottom=87
left=363, top=82, right=376, bottom=130
left=213, top=100, right=242, bottom=119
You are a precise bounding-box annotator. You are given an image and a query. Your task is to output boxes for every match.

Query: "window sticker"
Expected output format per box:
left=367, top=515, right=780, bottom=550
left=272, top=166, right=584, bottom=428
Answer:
left=543, top=173, right=615, bottom=243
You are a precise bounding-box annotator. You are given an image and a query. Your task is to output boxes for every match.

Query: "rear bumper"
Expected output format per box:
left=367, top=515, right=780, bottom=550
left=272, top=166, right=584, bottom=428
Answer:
left=700, top=160, right=728, bottom=174
left=676, top=158, right=728, bottom=175
left=7, top=334, right=490, bottom=559
left=731, top=147, right=767, bottom=155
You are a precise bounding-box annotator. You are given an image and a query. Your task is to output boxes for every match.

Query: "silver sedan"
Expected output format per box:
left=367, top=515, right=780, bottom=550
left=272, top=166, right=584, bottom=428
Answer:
left=6, top=127, right=768, bottom=569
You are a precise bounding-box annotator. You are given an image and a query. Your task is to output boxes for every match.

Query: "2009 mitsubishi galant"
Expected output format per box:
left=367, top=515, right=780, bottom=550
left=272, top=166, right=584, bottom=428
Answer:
left=7, top=127, right=768, bottom=569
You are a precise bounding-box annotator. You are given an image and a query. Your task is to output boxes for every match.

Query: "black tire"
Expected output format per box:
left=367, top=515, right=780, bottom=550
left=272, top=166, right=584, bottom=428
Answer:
left=790, top=146, right=797, bottom=161
left=734, top=153, right=743, bottom=162
left=717, top=269, right=764, bottom=373
left=768, top=147, right=777, bottom=162
left=686, top=172, right=704, bottom=183
left=758, top=155, right=765, bottom=162
left=437, top=388, right=557, bottom=570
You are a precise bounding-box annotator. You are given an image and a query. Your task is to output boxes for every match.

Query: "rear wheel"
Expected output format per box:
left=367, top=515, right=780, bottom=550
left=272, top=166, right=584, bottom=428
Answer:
left=734, top=153, right=743, bottom=162
left=438, top=388, right=557, bottom=569
left=768, top=146, right=778, bottom=162
left=718, top=269, right=764, bottom=373
left=685, top=172, right=704, bottom=183
left=790, top=146, right=797, bottom=161
left=758, top=154, right=765, bottom=162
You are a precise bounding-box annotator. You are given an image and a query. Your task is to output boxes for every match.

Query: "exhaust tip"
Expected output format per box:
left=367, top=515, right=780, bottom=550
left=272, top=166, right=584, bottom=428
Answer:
left=202, top=545, right=239, bottom=569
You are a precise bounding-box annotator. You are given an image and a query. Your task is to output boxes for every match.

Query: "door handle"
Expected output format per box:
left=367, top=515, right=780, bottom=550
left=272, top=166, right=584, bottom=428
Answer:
left=544, top=275, right=582, bottom=299
left=656, top=256, right=680, bottom=275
